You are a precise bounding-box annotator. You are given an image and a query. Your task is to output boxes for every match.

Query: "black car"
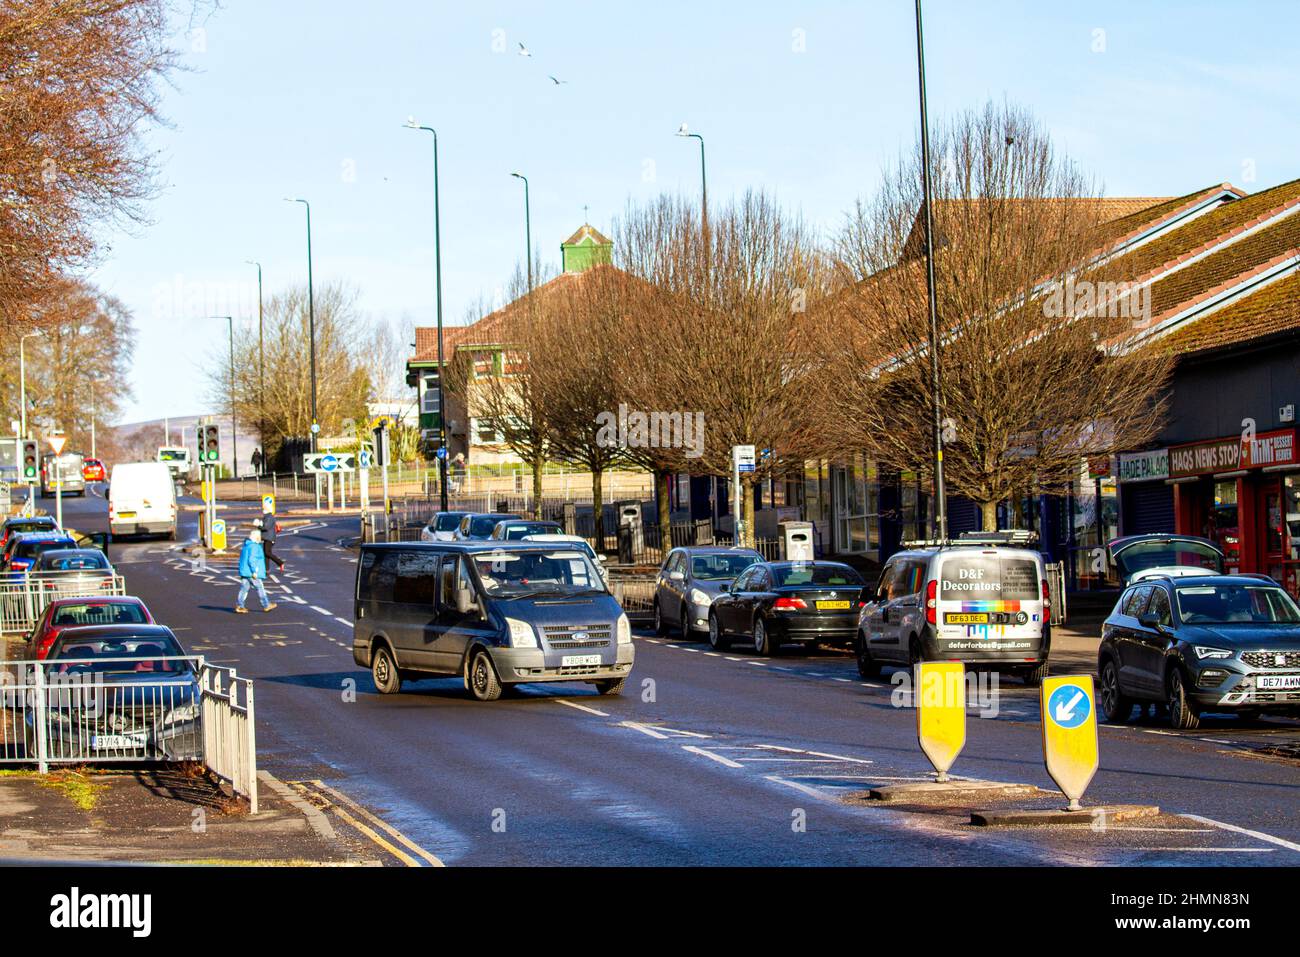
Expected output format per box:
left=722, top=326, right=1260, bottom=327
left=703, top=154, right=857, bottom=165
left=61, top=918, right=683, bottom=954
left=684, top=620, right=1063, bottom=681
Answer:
left=708, top=560, right=866, bottom=655
left=1098, top=574, right=1300, bottom=728
left=454, top=512, right=521, bottom=541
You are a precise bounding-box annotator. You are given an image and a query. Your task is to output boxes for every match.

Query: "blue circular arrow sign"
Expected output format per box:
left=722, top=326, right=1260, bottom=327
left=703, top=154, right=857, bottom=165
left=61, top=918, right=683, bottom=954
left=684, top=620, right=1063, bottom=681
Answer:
left=1046, top=683, right=1092, bottom=729
left=320, top=454, right=338, bottom=472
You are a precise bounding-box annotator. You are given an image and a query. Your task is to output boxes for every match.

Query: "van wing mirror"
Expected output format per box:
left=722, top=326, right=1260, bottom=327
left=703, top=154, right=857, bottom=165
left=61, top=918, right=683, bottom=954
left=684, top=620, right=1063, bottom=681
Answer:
left=455, top=586, right=477, bottom=615
left=668, top=569, right=684, bottom=581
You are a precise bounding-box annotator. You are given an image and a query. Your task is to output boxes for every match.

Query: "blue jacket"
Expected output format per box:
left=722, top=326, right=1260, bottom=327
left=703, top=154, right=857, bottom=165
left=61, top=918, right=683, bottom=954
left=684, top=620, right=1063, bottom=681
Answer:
left=238, top=539, right=267, bottom=579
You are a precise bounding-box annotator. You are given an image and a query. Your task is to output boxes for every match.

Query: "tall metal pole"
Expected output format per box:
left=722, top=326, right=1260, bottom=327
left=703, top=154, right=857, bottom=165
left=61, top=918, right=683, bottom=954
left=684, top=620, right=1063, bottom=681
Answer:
left=287, top=198, right=319, bottom=452
left=246, top=260, right=265, bottom=472
left=408, top=123, right=450, bottom=512
left=915, top=0, right=948, bottom=540
left=211, top=316, right=238, bottom=478
left=676, top=126, right=708, bottom=231
left=511, top=172, right=532, bottom=292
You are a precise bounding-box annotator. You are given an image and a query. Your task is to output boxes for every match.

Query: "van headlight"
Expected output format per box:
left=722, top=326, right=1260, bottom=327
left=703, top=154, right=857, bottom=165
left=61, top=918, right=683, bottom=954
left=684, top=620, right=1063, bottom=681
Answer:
left=616, top=613, right=632, bottom=645
left=688, top=588, right=711, bottom=607
left=505, top=617, right=538, bottom=649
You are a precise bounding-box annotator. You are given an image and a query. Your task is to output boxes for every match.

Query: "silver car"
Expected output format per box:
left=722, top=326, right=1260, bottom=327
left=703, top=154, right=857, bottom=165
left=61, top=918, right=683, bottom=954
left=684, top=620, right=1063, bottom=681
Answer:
left=654, top=546, right=763, bottom=637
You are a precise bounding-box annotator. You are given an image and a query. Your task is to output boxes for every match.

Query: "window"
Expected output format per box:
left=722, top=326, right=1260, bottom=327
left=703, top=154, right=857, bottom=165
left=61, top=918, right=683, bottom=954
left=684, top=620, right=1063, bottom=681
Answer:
left=888, top=560, right=925, bottom=598
left=1176, top=584, right=1300, bottom=624
left=439, top=556, right=458, bottom=609
left=1148, top=587, right=1172, bottom=626
left=473, top=418, right=502, bottom=445
left=394, top=551, right=438, bottom=604
left=360, top=550, right=399, bottom=603
left=775, top=563, right=865, bottom=587
left=1122, top=585, right=1152, bottom=618
left=421, top=372, right=441, bottom=414
left=691, top=552, right=760, bottom=580
left=938, top=554, right=1040, bottom=601
left=874, top=563, right=895, bottom=600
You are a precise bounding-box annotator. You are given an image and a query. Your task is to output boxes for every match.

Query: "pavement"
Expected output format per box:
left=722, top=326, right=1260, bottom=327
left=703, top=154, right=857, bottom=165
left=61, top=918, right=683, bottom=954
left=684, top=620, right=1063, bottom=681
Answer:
left=5, top=484, right=1299, bottom=866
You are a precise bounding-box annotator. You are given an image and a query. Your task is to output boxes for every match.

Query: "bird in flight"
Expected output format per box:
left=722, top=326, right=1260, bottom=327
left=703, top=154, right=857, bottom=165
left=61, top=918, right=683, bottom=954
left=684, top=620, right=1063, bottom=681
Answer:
left=518, top=42, right=531, bottom=57
left=548, top=74, right=567, bottom=85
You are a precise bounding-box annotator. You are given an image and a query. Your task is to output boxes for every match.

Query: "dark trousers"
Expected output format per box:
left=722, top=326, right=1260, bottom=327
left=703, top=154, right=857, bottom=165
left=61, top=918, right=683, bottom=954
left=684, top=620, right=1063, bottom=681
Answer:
left=262, top=540, right=284, bottom=570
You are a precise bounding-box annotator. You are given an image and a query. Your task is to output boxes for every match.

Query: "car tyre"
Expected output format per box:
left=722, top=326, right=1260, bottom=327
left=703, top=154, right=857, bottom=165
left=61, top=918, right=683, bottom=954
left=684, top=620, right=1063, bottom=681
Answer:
left=371, top=644, right=401, bottom=695
left=653, top=598, right=669, bottom=636
left=907, top=636, right=923, bottom=668
left=1021, top=660, right=1049, bottom=687
left=855, top=631, right=881, bottom=678
left=1167, top=667, right=1200, bottom=730
left=1098, top=657, right=1133, bottom=723
left=593, top=677, right=626, bottom=696
left=680, top=607, right=693, bottom=640
left=754, top=617, right=778, bottom=657
left=467, top=648, right=503, bottom=702
left=707, top=612, right=729, bottom=650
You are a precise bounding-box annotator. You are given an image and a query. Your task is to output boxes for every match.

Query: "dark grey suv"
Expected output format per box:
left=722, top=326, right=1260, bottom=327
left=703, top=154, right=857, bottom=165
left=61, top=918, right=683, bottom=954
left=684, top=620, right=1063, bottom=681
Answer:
left=654, top=546, right=762, bottom=637
left=1098, top=574, right=1300, bottom=728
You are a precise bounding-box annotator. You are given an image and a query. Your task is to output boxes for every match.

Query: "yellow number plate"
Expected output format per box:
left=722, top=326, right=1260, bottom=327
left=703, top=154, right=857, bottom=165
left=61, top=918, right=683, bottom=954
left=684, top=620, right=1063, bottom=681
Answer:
left=816, top=600, right=851, bottom=610
left=945, top=612, right=988, bottom=624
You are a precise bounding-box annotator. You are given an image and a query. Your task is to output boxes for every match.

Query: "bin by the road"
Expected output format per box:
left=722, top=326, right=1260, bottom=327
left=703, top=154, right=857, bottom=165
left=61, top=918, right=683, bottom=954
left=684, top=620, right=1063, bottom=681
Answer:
left=778, top=520, right=815, bottom=561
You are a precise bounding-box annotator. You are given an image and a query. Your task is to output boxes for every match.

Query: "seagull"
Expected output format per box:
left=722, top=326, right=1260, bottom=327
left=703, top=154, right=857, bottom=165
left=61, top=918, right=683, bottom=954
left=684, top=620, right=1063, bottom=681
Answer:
left=518, top=42, right=531, bottom=57
left=548, top=75, right=567, bottom=85
left=677, top=122, right=690, bottom=136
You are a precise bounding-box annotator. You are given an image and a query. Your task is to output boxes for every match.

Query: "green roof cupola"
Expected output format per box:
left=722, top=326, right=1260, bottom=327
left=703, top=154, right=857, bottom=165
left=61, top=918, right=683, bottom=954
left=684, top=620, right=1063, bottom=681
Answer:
left=560, top=222, right=613, bottom=273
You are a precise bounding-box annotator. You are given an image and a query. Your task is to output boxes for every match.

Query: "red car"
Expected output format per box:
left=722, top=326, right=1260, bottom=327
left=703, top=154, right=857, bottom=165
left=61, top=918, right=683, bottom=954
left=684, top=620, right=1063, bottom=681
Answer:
left=82, top=458, right=107, bottom=482
left=24, top=596, right=155, bottom=660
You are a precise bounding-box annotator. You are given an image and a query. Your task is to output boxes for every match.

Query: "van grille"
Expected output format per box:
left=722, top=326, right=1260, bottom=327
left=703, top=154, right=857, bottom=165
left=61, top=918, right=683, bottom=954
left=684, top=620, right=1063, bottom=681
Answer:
left=542, top=624, right=611, bottom=643
left=548, top=639, right=611, bottom=650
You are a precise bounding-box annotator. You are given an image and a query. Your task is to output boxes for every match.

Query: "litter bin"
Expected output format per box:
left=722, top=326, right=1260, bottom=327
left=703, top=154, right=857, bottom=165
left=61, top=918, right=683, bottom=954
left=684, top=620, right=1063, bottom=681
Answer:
left=778, top=521, right=814, bottom=561
left=617, top=501, right=644, bottom=559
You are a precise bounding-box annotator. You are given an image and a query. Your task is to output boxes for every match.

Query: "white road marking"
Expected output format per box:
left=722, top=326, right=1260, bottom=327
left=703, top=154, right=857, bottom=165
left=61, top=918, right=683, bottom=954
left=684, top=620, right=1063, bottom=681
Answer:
left=747, top=661, right=767, bottom=667
left=765, top=775, right=840, bottom=802
left=334, top=617, right=353, bottom=627
left=622, top=722, right=668, bottom=739
left=311, top=605, right=333, bottom=616
left=754, top=743, right=873, bottom=764
left=1133, top=847, right=1274, bottom=853
left=831, top=677, right=852, bottom=683
left=703, top=652, right=721, bottom=657
left=724, top=657, right=742, bottom=661
left=554, top=699, right=609, bottom=717
left=1179, top=814, right=1300, bottom=853
left=682, top=745, right=743, bottom=768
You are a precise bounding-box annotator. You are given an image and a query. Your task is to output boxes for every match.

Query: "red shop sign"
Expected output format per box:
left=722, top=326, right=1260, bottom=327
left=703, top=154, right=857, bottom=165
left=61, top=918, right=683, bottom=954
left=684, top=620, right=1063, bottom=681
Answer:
left=1168, top=428, right=1297, bottom=478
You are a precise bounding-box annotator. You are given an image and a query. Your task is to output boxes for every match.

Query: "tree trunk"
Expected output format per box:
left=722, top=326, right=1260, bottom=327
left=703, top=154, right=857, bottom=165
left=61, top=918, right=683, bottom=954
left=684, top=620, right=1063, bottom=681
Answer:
left=980, top=500, right=998, bottom=532
left=532, top=455, right=544, bottom=519
left=592, top=466, right=605, bottom=550
left=656, top=469, right=672, bottom=554
left=742, top=475, right=757, bottom=548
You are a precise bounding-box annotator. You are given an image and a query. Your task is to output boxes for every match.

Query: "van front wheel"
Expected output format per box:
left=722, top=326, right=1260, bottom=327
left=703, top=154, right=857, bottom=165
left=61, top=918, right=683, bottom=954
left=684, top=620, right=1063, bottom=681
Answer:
left=372, top=645, right=401, bottom=695
left=593, top=677, right=626, bottom=696
left=467, top=649, right=503, bottom=701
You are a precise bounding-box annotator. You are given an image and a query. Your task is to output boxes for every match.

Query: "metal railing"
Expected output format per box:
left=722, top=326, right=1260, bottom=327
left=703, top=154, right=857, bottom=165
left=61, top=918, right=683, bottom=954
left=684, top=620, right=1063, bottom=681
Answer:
left=0, top=573, right=128, bottom=635
left=0, top=656, right=258, bottom=812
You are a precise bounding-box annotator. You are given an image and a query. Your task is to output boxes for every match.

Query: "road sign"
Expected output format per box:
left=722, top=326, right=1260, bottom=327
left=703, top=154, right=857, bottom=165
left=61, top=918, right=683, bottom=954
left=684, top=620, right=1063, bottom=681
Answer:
left=262, top=493, right=275, bottom=514
left=358, top=449, right=372, bottom=469
left=436, top=446, right=448, bottom=461
left=303, top=452, right=356, bottom=474
left=914, top=660, right=966, bottom=781
left=210, top=517, right=227, bottom=552
left=0, top=481, right=10, bottom=510
left=47, top=433, right=67, bottom=455
left=1041, top=675, right=1099, bottom=810
left=732, top=444, right=756, bottom=473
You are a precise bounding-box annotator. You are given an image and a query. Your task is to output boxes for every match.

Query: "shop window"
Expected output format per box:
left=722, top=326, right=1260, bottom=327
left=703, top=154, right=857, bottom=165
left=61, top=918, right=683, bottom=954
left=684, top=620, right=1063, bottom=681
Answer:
left=1209, top=480, right=1240, bottom=568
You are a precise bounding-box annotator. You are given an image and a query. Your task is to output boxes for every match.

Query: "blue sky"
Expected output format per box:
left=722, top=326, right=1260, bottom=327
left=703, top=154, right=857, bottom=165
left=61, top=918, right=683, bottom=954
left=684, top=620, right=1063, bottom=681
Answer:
left=91, top=0, right=1300, bottom=423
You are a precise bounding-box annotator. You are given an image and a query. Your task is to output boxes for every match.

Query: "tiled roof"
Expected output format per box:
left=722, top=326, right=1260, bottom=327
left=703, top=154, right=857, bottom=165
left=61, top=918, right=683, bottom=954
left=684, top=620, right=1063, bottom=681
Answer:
left=562, top=223, right=612, bottom=246
left=1158, top=270, right=1300, bottom=355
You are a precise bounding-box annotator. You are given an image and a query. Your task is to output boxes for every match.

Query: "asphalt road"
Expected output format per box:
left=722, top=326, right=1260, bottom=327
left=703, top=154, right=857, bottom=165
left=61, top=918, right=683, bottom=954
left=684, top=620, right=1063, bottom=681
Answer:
left=50, top=486, right=1300, bottom=866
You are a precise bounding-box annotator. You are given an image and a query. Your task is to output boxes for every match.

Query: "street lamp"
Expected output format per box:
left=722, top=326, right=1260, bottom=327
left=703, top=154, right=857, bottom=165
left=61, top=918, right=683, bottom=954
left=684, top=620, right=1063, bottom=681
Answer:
left=510, top=172, right=532, bottom=294
left=245, top=259, right=265, bottom=472
left=284, top=197, right=319, bottom=452
left=914, top=0, right=948, bottom=540
left=676, top=123, right=708, bottom=231
left=19, top=331, right=42, bottom=440
left=405, top=119, right=450, bottom=511
left=210, top=315, right=238, bottom=477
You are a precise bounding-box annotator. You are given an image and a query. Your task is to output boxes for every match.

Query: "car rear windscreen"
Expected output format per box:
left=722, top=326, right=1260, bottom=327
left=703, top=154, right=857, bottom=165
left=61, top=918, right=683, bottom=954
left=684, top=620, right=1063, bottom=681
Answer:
left=51, top=603, right=146, bottom=627
left=773, top=564, right=864, bottom=586
left=939, top=554, right=1040, bottom=601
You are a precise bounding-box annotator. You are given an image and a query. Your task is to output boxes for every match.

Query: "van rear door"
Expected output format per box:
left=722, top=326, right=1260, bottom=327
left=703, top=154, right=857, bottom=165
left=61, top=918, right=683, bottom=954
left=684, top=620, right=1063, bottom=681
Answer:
left=934, top=550, right=1045, bottom=657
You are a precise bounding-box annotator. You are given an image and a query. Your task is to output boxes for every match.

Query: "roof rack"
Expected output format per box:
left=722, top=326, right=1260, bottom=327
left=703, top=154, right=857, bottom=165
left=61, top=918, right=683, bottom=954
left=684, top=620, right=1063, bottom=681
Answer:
left=901, top=529, right=1041, bottom=549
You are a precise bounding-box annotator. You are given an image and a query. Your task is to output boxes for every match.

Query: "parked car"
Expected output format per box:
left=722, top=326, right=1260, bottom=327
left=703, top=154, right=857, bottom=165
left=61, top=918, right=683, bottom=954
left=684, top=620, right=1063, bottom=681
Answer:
left=1098, top=573, right=1300, bottom=728
left=709, top=560, right=866, bottom=654
left=31, top=548, right=116, bottom=590
left=82, top=458, right=107, bottom=482
left=654, top=546, right=763, bottom=638
left=453, top=512, right=520, bottom=541
left=34, top=624, right=198, bottom=759
left=420, top=511, right=470, bottom=542
left=24, top=596, right=155, bottom=660
left=1107, top=534, right=1224, bottom=587
left=40, top=451, right=86, bottom=498
left=856, top=538, right=1053, bottom=684
left=521, top=533, right=609, bottom=581
left=0, top=515, right=59, bottom=550
left=490, top=519, right=563, bottom=541
left=108, top=461, right=177, bottom=540
left=2, top=532, right=78, bottom=576
left=353, top=541, right=633, bottom=701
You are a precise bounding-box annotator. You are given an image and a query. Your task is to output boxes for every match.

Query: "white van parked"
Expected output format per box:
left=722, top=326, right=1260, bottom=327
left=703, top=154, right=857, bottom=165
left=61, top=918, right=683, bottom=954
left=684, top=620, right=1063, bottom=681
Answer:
left=108, top=462, right=178, bottom=540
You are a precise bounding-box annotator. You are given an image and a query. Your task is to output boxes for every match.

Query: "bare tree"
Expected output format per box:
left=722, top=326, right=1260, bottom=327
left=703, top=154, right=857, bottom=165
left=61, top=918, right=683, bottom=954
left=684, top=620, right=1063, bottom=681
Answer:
left=815, top=101, right=1173, bottom=529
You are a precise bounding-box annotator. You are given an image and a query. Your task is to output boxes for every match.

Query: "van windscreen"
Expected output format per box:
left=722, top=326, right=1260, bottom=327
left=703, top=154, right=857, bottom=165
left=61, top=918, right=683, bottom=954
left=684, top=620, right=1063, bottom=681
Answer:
left=939, top=554, right=1039, bottom=601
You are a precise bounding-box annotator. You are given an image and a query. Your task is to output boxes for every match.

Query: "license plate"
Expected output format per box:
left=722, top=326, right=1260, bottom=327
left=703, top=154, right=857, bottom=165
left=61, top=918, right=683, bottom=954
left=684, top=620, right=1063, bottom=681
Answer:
left=946, top=613, right=989, bottom=624
left=92, top=732, right=147, bottom=750
left=117, top=511, right=136, bottom=518
left=1256, top=674, right=1300, bottom=690
left=816, top=600, right=851, bottom=610
left=562, top=654, right=602, bottom=667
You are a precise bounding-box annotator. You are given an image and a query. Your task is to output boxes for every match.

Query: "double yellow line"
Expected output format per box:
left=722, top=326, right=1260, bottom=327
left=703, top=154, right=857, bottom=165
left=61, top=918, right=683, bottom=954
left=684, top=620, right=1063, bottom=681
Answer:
left=290, top=780, right=444, bottom=867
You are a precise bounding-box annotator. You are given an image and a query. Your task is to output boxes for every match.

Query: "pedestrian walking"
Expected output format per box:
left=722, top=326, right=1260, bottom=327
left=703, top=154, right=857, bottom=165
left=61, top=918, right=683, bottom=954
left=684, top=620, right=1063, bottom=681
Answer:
left=235, top=526, right=277, bottom=614
left=261, top=506, right=286, bottom=572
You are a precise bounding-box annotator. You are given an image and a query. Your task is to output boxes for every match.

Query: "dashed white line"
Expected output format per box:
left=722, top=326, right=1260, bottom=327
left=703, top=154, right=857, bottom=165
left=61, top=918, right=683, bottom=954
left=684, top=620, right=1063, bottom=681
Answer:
left=622, top=722, right=668, bottom=739
left=310, top=605, right=333, bottom=616
left=682, top=745, right=743, bottom=768
left=334, top=617, right=353, bottom=627
left=553, top=699, right=609, bottom=717
left=1179, top=814, right=1300, bottom=853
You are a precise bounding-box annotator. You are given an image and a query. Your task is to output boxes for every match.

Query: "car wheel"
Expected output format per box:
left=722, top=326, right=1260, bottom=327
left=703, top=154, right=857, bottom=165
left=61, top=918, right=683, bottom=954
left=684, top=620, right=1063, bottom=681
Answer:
left=754, top=617, right=778, bottom=657
left=855, top=631, right=881, bottom=678
left=1167, top=667, right=1200, bottom=730
left=467, top=648, right=503, bottom=701
left=1098, top=657, right=1133, bottom=723
left=1021, top=660, right=1049, bottom=687
left=653, top=598, right=668, bottom=636
left=371, top=644, right=401, bottom=695
left=907, top=636, right=923, bottom=668
left=708, top=612, right=729, bottom=650
left=680, top=607, right=693, bottom=640
left=593, top=677, right=626, bottom=696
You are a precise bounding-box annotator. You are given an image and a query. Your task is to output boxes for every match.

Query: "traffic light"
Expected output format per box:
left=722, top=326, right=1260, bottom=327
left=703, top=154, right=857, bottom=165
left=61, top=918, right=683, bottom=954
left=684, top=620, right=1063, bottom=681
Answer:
left=20, top=440, right=38, bottom=480
left=372, top=425, right=390, bottom=467
left=200, top=424, right=221, bottom=464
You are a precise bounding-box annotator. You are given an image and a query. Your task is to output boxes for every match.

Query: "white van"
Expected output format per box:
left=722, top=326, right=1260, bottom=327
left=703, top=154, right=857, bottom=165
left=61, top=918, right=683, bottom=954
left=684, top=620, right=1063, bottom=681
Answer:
left=108, top=462, right=178, bottom=540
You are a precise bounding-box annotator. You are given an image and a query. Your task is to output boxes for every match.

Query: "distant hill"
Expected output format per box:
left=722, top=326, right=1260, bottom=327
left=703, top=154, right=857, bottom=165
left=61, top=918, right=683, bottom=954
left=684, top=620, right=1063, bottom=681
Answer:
left=104, top=415, right=263, bottom=474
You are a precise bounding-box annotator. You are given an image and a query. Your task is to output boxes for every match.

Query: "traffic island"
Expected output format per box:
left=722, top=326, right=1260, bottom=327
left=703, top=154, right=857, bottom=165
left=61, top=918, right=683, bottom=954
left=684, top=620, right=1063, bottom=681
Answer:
left=862, top=780, right=1046, bottom=805
left=970, top=803, right=1160, bottom=827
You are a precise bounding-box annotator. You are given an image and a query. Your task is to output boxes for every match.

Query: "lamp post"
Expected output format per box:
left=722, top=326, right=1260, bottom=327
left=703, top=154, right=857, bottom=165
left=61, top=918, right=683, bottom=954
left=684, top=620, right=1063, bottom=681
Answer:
left=245, top=260, right=265, bottom=472
left=675, top=123, right=708, bottom=231
left=914, top=0, right=948, bottom=540
left=19, top=331, right=42, bottom=440
left=210, top=315, right=238, bottom=477
left=284, top=197, right=319, bottom=452
left=405, top=120, right=450, bottom=511
left=510, top=172, right=532, bottom=293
